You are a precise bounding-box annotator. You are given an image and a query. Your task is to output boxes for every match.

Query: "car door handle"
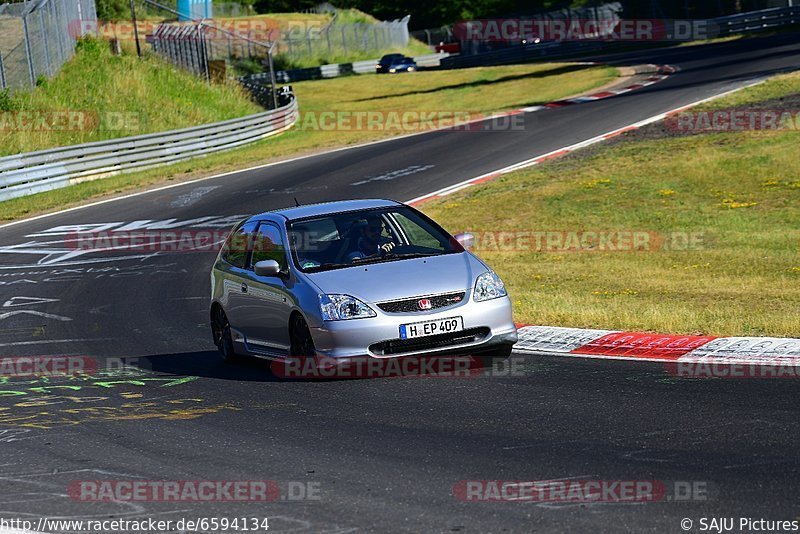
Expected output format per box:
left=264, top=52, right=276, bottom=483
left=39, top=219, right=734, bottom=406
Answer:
left=241, top=282, right=248, bottom=293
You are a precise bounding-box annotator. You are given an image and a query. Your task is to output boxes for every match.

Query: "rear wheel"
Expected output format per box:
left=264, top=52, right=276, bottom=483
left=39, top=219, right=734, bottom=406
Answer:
left=289, top=314, right=316, bottom=358
left=212, top=307, right=238, bottom=363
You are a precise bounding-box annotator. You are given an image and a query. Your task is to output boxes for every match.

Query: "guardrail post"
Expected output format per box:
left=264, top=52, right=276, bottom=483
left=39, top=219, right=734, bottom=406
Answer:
left=0, top=51, right=6, bottom=90
left=196, top=23, right=209, bottom=82
left=325, top=28, right=332, bottom=54
left=267, top=42, right=278, bottom=110
left=52, top=0, right=66, bottom=64
left=40, top=10, right=52, bottom=77
left=22, top=16, right=36, bottom=86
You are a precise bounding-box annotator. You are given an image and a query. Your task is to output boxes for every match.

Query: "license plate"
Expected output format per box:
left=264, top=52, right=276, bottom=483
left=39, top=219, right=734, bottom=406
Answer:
left=399, top=316, right=464, bottom=340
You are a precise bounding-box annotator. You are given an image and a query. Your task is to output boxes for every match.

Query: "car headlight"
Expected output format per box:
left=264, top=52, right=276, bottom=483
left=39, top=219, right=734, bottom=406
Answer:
left=319, top=294, right=376, bottom=321
left=473, top=271, right=507, bottom=302
left=389, top=68, right=396, bottom=73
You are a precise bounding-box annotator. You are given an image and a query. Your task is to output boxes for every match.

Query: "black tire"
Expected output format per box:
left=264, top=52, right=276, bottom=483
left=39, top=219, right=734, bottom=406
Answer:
left=478, top=344, right=513, bottom=368
left=289, top=314, right=316, bottom=358
left=211, top=306, right=238, bottom=363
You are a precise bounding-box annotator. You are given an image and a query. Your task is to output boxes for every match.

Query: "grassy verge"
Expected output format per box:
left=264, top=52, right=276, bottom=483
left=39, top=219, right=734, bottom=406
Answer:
left=420, top=70, right=800, bottom=337
left=0, top=38, right=261, bottom=156
left=0, top=61, right=617, bottom=221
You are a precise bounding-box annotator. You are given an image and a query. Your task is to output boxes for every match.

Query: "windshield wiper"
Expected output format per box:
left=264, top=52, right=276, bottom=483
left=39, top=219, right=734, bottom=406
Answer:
left=380, top=252, right=439, bottom=260
left=305, top=262, right=357, bottom=272
left=305, top=253, right=441, bottom=272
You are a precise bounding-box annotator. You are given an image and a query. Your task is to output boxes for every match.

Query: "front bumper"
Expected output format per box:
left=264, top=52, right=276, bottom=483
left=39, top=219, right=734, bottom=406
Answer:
left=309, top=293, right=517, bottom=359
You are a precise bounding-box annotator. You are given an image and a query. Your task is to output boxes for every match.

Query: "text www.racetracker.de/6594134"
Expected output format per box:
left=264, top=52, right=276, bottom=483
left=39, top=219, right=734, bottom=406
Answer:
left=0, top=517, right=270, bottom=533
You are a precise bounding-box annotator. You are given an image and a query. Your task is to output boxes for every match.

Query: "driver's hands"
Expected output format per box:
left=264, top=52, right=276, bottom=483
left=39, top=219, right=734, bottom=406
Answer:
left=379, top=242, right=395, bottom=254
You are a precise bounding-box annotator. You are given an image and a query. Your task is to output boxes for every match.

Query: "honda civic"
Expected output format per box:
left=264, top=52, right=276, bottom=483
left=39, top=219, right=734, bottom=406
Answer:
left=210, top=199, right=517, bottom=368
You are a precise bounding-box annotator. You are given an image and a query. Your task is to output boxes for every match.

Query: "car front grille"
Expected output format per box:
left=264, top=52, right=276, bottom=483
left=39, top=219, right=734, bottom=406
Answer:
left=369, top=327, right=490, bottom=356
left=376, top=291, right=466, bottom=314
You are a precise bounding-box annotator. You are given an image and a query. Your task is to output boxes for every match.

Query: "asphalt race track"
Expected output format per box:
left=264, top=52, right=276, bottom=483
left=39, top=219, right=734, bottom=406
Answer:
left=1, top=35, right=800, bottom=533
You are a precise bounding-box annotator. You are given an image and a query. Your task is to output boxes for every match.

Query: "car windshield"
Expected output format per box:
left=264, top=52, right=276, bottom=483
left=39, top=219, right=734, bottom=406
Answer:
left=380, top=54, right=404, bottom=64
left=288, top=206, right=463, bottom=273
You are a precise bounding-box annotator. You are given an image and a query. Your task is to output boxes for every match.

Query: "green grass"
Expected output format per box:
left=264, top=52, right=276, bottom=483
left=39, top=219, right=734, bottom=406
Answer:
left=0, top=37, right=261, bottom=156
left=699, top=70, right=800, bottom=109
left=419, top=71, right=800, bottom=337
left=288, top=62, right=617, bottom=146
left=0, top=61, right=616, bottom=222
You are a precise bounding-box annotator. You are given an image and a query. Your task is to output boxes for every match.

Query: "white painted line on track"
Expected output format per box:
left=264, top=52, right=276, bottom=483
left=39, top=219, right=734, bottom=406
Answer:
left=0, top=64, right=676, bottom=232
left=0, top=338, right=114, bottom=347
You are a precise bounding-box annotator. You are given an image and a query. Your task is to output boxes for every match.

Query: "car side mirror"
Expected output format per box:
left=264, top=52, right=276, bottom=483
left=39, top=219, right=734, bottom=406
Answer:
left=254, top=260, right=281, bottom=277
left=454, top=232, right=475, bottom=250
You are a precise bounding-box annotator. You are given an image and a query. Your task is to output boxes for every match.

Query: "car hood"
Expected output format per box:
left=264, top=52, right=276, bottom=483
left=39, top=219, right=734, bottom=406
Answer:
left=306, top=252, right=485, bottom=303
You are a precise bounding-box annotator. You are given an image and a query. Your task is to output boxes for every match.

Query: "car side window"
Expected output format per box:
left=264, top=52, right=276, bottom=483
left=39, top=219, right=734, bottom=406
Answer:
left=222, top=221, right=257, bottom=268
left=392, top=212, right=448, bottom=251
left=251, top=222, right=288, bottom=272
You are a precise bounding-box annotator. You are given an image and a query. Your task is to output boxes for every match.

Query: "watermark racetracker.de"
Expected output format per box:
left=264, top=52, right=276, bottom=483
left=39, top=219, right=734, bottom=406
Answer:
left=455, top=230, right=706, bottom=253
left=0, top=356, right=97, bottom=377
left=665, top=109, right=800, bottom=132
left=293, top=110, right=526, bottom=132
left=62, top=228, right=708, bottom=256
left=453, top=18, right=718, bottom=42
left=453, top=479, right=711, bottom=504
left=0, top=111, right=141, bottom=132
left=68, top=479, right=321, bottom=502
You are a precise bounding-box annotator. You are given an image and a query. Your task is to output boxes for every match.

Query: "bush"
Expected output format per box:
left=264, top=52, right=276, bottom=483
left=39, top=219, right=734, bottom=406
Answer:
left=95, top=0, right=131, bottom=20
left=0, top=89, right=18, bottom=112
left=75, top=36, right=105, bottom=56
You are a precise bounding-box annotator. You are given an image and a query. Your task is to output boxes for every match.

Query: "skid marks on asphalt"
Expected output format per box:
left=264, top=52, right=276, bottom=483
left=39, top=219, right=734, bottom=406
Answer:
left=0, top=215, right=246, bottom=268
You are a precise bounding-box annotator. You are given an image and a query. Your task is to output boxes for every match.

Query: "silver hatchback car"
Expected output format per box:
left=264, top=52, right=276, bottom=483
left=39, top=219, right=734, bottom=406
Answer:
left=210, top=199, right=517, bottom=368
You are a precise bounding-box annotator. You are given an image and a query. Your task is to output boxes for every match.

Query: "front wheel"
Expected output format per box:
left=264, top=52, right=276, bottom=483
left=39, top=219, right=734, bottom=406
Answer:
left=212, top=307, right=238, bottom=363
left=289, top=314, right=317, bottom=358
left=478, top=344, right=513, bottom=368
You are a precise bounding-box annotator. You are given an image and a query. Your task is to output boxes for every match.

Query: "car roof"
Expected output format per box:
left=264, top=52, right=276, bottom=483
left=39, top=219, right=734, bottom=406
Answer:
left=259, top=199, right=403, bottom=221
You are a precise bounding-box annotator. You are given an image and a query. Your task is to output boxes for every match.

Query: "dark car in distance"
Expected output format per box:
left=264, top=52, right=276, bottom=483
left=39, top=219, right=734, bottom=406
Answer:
left=376, top=54, right=417, bottom=73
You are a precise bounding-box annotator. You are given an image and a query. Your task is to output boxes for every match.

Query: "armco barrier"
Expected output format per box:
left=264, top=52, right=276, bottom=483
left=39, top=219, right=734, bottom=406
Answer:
left=441, top=41, right=601, bottom=69
left=441, top=6, right=800, bottom=70
left=270, top=53, right=450, bottom=83
left=0, top=95, right=298, bottom=202
left=713, top=5, right=800, bottom=35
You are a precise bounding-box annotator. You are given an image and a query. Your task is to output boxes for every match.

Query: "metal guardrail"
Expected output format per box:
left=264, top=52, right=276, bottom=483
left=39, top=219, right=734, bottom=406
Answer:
left=263, top=52, right=450, bottom=83
left=442, top=6, right=800, bottom=70
left=0, top=94, right=298, bottom=202
left=713, top=5, right=800, bottom=35
left=441, top=41, right=601, bottom=69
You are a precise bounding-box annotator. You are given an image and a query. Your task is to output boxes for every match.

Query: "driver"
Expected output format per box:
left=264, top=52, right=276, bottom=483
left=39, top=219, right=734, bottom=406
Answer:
left=347, top=215, right=395, bottom=261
